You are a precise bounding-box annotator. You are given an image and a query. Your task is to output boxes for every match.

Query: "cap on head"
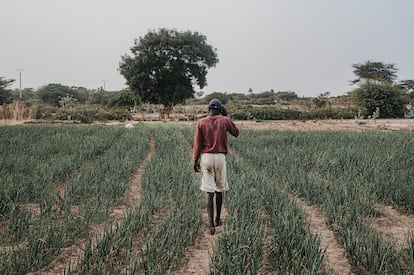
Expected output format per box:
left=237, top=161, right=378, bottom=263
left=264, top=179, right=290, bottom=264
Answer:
left=208, top=98, right=222, bottom=110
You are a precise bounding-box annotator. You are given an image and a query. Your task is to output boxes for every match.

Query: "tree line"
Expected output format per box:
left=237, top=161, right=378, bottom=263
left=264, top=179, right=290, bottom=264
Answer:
left=1, top=28, right=414, bottom=120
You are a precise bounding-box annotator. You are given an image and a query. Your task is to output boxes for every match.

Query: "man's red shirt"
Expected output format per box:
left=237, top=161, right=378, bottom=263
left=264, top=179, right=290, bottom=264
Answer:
left=193, top=115, right=239, bottom=162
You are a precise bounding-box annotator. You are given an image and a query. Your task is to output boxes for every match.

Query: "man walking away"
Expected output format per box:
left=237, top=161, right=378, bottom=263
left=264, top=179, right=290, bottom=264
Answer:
left=193, top=99, right=239, bottom=235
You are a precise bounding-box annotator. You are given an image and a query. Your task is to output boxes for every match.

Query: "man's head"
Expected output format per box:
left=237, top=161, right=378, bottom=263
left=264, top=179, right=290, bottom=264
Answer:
left=208, top=98, right=222, bottom=110
left=208, top=98, right=222, bottom=116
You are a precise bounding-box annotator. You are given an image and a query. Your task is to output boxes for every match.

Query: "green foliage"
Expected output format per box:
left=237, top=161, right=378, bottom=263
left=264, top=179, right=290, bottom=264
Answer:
left=119, top=28, right=219, bottom=111
left=202, top=91, right=299, bottom=109
left=35, top=105, right=132, bottom=123
left=106, top=89, right=139, bottom=108
left=398, top=80, right=414, bottom=102
left=232, top=130, right=414, bottom=273
left=275, top=91, right=298, bottom=101
left=227, top=93, right=250, bottom=102
left=36, top=84, right=92, bottom=106
left=398, top=80, right=414, bottom=91
left=0, top=126, right=151, bottom=272
left=352, top=82, right=405, bottom=118
left=352, top=60, right=398, bottom=85
left=37, top=84, right=71, bottom=106
left=1, top=126, right=414, bottom=273
left=203, top=92, right=229, bottom=105
left=0, top=77, right=15, bottom=105
left=231, top=106, right=356, bottom=120
left=58, top=94, right=77, bottom=108
left=88, top=90, right=111, bottom=105
left=10, top=88, right=37, bottom=102
left=248, top=91, right=277, bottom=105
left=312, top=97, right=327, bottom=108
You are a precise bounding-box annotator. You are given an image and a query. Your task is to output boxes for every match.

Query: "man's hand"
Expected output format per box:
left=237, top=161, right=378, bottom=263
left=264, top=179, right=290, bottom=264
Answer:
left=193, top=160, right=201, bottom=172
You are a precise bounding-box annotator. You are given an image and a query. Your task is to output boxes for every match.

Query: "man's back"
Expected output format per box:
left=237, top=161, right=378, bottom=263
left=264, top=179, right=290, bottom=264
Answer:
left=193, top=115, right=239, bottom=160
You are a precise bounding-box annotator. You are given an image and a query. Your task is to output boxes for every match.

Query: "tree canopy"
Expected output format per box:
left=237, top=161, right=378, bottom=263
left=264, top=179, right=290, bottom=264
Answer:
left=353, top=82, right=405, bottom=118
left=350, top=60, right=407, bottom=118
left=119, top=28, right=219, bottom=115
left=399, top=80, right=414, bottom=92
left=106, top=89, right=140, bottom=109
left=0, top=77, right=15, bottom=105
left=351, top=60, right=397, bottom=85
left=203, top=92, right=229, bottom=105
left=37, top=83, right=91, bottom=106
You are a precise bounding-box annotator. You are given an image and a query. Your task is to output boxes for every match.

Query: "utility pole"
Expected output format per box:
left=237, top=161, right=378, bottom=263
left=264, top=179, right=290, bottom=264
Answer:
left=16, top=69, right=24, bottom=98
left=102, top=80, right=106, bottom=91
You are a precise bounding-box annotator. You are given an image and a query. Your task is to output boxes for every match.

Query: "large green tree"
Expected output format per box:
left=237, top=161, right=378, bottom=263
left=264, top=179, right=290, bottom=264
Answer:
left=351, top=61, right=406, bottom=118
left=353, top=82, right=405, bottom=118
left=0, top=77, right=15, bottom=105
left=351, top=60, right=397, bottom=85
left=119, top=28, right=219, bottom=116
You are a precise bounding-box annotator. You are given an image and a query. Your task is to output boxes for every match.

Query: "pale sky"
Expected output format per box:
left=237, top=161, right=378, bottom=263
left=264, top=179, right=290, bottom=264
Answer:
left=1, top=0, right=413, bottom=97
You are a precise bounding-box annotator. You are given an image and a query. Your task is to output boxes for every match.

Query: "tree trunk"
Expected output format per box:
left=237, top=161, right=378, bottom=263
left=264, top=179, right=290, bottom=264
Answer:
left=162, top=103, right=174, bottom=120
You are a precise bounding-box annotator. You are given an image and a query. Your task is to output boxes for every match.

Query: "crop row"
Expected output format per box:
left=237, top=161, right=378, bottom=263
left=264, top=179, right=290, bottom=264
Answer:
left=69, top=124, right=204, bottom=274
left=230, top=130, right=414, bottom=273
left=1, top=125, right=413, bottom=273
left=0, top=125, right=150, bottom=273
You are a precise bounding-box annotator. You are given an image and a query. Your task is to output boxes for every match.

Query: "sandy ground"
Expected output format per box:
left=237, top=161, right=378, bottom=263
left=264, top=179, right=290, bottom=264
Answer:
left=2, top=118, right=413, bottom=132
left=107, top=118, right=414, bottom=132
left=132, top=118, right=414, bottom=132
left=235, top=118, right=414, bottom=131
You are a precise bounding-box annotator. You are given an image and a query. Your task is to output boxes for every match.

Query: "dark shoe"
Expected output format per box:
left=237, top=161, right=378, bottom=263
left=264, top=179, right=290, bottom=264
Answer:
left=210, top=226, right=215, bottom=235
left=215, top=218, right=222, bottom=226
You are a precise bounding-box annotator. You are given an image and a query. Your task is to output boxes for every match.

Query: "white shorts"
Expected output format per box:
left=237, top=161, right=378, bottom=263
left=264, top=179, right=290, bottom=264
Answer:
left=200, top=153, right=229, bottom=193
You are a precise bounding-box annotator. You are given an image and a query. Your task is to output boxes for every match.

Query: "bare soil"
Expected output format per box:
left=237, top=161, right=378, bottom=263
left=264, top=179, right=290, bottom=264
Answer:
left=236, top=118, right=414, bottom=131
left=296, top=198, right=354, bottom=275
left=174, top=203, right=228, bottom=274
left=112, top=118, right=414, bottom=132
left=371, top=204, right=414, bottom=249
left=4, top=118, right=414, bottom=132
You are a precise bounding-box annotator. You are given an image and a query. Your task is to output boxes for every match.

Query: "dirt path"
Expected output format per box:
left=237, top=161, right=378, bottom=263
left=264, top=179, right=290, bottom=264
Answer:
left=174, top=139, right=230, bottom=274
left=174, top=203, right=228, bottom=274
left=28, top=136, right=155, bottom=275
left=371, top=204, right=414, bottom=249
left=231, top=145, right=353, bottom=274
left=124, top=137, right=155, bottom=207
left=295, top=198, right=354, bottom=275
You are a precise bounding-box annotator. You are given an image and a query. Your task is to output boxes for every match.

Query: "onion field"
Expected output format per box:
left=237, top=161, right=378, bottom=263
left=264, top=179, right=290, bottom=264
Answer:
left=1, top=123, right=413, bottom=274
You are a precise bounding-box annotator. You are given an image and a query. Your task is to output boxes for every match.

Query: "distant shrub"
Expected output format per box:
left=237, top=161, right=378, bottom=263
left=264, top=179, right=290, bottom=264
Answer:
left=203, top=92, right=229, bottom=105
left=35, top=105, right=132, bottom=123
left=231, top=106, right=357, bottom=120
left=35, top=105, right=58, bottom=119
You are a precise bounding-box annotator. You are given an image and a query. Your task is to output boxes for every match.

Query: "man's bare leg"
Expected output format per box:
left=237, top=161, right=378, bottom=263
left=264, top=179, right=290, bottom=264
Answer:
left=206, top=192, right=215, bottom=234
left=215, top=191, right=222, bottom=226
